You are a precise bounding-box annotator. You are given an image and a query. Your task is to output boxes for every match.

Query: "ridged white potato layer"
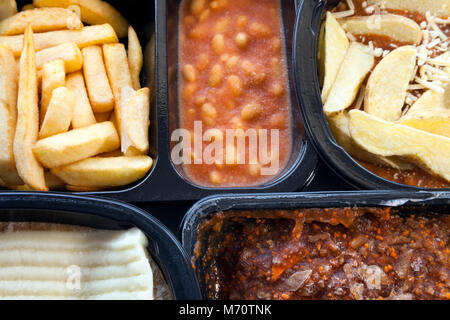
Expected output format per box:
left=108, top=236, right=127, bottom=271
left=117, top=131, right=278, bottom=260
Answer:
left=0, top=227, right=154, bottom=300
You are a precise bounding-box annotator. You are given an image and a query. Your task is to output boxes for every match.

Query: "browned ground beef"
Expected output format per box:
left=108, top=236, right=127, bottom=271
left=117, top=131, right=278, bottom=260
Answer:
left=195, top=208, right=450, bottom=300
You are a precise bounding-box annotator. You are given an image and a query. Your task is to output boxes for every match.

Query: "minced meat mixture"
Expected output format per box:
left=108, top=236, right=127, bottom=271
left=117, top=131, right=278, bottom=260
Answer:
left=195, top=208, right=449, bottom=300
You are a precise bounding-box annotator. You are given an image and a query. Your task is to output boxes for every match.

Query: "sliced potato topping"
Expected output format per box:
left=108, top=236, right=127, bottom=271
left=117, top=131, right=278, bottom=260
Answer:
left=340, top=14, right=422, bottom=45
left=364, top=46, right=417, bottom=122
left=321, top=12, right=349, bottom=103
left=323, top=42, right=374, bottom=115
left=349, top=110, right=450, bottom=183
left=327, top=111, right=414, bottom=169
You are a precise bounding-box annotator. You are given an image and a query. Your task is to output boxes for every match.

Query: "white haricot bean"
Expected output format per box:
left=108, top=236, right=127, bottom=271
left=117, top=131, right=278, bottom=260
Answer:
left=241, top=103, right=262, bottom=121
left=214, top=17, right=230, bottom=32
left=235, top=32, right=249, bottom=49
left=182, top=64, right=197, bottom=82
left=212, top=34, right=225, bottom=54
left=183, top=83, right=196, bottom=100
left=226, top=56, right=239, bottom=69
left=269, top=83, right=284, bottom=97
left=201, top=102, right=218, bottom=125
left=227, top=75, right=243, bottom=97
left=209, top=64, right=223, bottom=87
left=249, top=22, right=270, bottom=37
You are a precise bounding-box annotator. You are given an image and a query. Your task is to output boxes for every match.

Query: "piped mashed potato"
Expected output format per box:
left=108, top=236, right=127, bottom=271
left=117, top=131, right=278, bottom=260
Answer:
left=0, top=223, right=171, bottom=300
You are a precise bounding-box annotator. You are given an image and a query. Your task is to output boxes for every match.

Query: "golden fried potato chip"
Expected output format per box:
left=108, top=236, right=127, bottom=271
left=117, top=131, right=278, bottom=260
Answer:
left=36, top=42, right=82, bottom=73
left=39, top=87, right=75, bottom=139
left=121, top=86, right=150, bottom=155
left=0, top=44, right=18, bottom=122
left=33, top=121, right=120, bottom=169
left=128, top=26, right=143, bottom=90
left=51, top=156, right=153, bottom=187
left=13, top=25, right=47, bottom=191
left=103, top=43, right=132, bottom=136
left=367, top=0, right=450, bottom=18
left=33, top=0, right=129, bottom=37
left=364, top=46, right=417, bottom=122
left=349, top=109, right=450, bottom=183
left=0, top=24, right=118, bottom=56
left=40, top=59, right=65, bottom=123
left=82, top=45, right=114, bottom=112
left=323, top=42, right=374, bottom=115
left=321, top=11, right=349, bottom=103
left=0, top=7, right=83, bottom=35
left=0, top=100, right=23, bottom=185
left=340, top=14, right=422, bottom=45
left=66, top=71, right=96, bottom=128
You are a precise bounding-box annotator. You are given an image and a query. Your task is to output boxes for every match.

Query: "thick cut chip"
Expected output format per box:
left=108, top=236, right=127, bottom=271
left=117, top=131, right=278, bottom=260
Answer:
left=0, top=0, right=17, bottom=20
left=82, top=46, right=114, bottom=112
left=33, top=0, right=129, bottom=38
left=0, top=101, right=22, bottom=185
left=103, top=43, right=132, bottom=136
left=366, top=0, right=450, bottom=18
left=121, top=86, right=150, bottom=155
left=13, top=25, right=47, bottom=191
left=323, top=42, right=374, bottom=115
left=0, top=7, right=83, bottom=36
left=340, top=14, right=422, bottom=45
left=34, top=121, right=120, bottom=169
left=0, top=24, right=118, bottom=57
left=40, top=59, right=65, bottom=123
left=0, top=44, right=17, bottom=123
left=321, top=12, right=349, bottom=103
left=399, top=90, right=450, bottom=138
left=128, top=26, right=143, bottom=90
left=36, top=42, right=82, bottom=73
left=51, top=156, right=153, bottom=187
left=349, top=109, right=450, bottom=183
left=66, top=71, right=96, bottom=128
left=364, top=46, right=416, bottom=122
left=0, top=45, right=21, bottom=185
left=39, top=87, right=75, bottom=139
left=327, top=112, right=413, bottom=169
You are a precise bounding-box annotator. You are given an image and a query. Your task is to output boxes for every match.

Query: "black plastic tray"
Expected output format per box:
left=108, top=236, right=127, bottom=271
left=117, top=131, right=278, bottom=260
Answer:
left=0, top=192, right=201, bottom=300
left=181, top=191, right=450, bottom=299
left=3, top=0, right=318, bottom=202
left=293, top=0, right=450, bottom=191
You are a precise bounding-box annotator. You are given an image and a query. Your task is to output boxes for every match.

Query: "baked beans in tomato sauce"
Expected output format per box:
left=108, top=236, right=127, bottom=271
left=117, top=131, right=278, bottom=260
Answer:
left=178, top=0, right=293, bottom=187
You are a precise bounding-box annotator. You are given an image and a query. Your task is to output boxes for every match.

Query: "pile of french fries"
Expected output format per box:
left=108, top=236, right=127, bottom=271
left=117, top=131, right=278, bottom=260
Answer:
left=0, top=0, right=152, bottom=191
left=320, top=0, right=450, bottom=184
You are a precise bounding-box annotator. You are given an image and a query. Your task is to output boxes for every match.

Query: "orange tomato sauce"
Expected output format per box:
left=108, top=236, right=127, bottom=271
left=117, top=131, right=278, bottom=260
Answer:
left=178, top=0, right=293, bottom=187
